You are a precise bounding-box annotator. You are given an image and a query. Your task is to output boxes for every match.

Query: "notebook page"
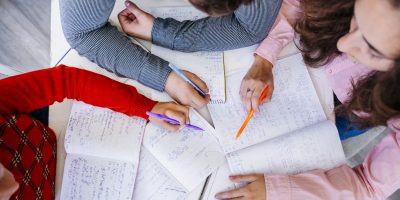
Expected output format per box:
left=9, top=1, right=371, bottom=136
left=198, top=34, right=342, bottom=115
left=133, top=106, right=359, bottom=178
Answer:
left=133, top=147, right=188, bottom=200
left=143, top=109, right=225, bottom=191
left=201, top=160, right=236, bottom=200
left=65, top=102, right=146, bottom=163
left=60, top=154, right=136, bottom=200
left=208, top=54, right=327, bottom=153
left=150, top=7, right=226, bottom=104
left=226, top=121, right=345, bottom=175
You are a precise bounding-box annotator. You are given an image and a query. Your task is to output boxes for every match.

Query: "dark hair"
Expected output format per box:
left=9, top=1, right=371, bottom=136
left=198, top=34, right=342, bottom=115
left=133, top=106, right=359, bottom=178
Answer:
left=295, top=0, right=354, bottom=67
left=296, top=0, right=400, bottom=129
left=337, top=62, right=400, bottom=129
left=189, top=0, right=254, bottom=16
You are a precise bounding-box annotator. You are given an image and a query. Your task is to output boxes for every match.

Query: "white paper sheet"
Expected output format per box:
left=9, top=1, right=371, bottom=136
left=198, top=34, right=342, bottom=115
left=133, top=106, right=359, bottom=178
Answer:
left=143, top=110, right=225, bottom=191
left=208, top=54, right=327, bottom=153
left=201, top=160, right=236, bottom=200
left=150, top=7, right=226, bottom=104
left=133, top=147, right=188, bottom=200
left=61, top=102, right=146, bottom=200
left=226, top=121, right=346, bottom=175
left=64, top=102, right=146, bottom=163
left=60, top=154, right=136, bottom=200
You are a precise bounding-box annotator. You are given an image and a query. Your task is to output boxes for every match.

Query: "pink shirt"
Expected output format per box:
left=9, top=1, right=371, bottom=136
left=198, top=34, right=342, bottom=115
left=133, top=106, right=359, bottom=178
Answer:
left=255, top=0, right=400, bottom=199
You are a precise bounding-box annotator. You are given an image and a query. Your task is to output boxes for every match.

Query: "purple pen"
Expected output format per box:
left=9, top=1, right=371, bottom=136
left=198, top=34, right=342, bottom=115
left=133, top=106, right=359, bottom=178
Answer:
left=146, top=112, right=204, bottom=131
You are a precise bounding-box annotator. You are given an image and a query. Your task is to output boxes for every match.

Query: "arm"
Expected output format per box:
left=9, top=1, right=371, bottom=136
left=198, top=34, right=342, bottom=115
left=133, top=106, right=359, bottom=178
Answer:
left=59, top=0, right=171, bottom=92
left=0, top=65, right=157, bottom=119
left=255, top=0, right=301, bottom=65
left=265, top=128, right=400, bottom=200
left=151, top=0, right=283, bottom=52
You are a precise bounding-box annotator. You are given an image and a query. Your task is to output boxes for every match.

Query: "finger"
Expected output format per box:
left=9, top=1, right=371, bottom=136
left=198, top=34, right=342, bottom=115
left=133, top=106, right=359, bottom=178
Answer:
left=245, top=90, right=253, bottom=113
left=118, top=9, right=133, bottom=23
left=170, top=103, right=190, bottom=124
left=185, top=71, right=209, bottom=94
left=190, top=94, right=209, bottom=109
left=264, top=83, right=274, bottom=104
left=215, top=187, right=247, bottom=199
left=125, top=1, right=145, bottom=17
left=151, top=118, right=180, bottom=131
left=229, top=174, right=260, bottom=183
left=251, top=86, right=263, bottom=113
left=165, top=109, right=186, bottom=127
left=239, top=81, right=248, bottom=103
left=230, top=197, right=245, bottom=200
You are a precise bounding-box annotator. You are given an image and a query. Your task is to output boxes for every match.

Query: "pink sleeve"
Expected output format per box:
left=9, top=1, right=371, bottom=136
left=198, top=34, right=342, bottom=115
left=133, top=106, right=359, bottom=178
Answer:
left=264, top=120, right=400, bottom=200
left=255, top=0, right=301, bottom=64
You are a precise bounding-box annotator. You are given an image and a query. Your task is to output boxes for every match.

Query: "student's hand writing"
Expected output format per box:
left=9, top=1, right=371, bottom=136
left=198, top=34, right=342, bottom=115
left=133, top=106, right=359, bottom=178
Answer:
left=118, top=1, right=155, bottom=41
left=165, top=71, right=210, bottom=108
left=150, top=102, right=189, bottom=131
left=215, top=174, right=266, bottom=200
left=240, top=55, right=274, bottom=113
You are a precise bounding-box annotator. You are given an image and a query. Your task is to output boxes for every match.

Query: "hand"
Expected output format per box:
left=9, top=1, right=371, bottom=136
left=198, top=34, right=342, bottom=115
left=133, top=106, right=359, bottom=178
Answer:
left=165, top=71, right=210, bottom=108
left=240, top=55, right=274, bottom=113
left=150, top=102, right=189, bottom=131
left=118, top=1, right=155, bottom=41
left=215, top=174, right=266, bottom=200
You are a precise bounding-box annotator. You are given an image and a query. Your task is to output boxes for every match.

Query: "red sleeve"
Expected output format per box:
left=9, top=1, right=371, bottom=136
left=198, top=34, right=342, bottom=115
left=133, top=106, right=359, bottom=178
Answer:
left=0, top=65, right=157, bottom=119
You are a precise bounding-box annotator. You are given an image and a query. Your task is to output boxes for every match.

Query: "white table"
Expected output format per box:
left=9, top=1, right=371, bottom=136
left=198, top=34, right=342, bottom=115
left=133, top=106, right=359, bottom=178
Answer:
left=50, top=0, right=335, bottom=199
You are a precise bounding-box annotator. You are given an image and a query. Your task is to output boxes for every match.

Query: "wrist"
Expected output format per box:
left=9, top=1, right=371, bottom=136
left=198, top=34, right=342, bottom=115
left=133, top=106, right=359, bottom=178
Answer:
left=255, top=55, right=273, bottom=69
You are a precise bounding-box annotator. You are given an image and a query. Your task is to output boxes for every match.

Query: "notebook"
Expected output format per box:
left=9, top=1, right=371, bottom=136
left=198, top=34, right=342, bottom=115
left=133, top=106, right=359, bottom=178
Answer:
left=201, top=53, right=346, bottom=199
left=150, top=6, right=226, bottom=104
left=60, top=102, right=225, bottom=200
left=60, top=102, right=146, bottom=200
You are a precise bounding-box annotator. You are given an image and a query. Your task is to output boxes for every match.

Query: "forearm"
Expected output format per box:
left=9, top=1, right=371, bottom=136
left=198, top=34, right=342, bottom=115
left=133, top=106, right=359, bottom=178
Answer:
left=60, top=0, right=171, bottom=91
left=151, top=0, right=282, bottom=52
left=0, top=66, right=157, bottom=119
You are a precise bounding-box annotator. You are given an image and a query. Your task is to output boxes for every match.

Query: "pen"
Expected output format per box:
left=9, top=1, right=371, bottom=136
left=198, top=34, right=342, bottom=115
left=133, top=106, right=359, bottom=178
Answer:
left=168, top=63, right=207, bottom=97
left=235, top=85, right=271, bottom=140
left=146, top=112, right=204, bottom=131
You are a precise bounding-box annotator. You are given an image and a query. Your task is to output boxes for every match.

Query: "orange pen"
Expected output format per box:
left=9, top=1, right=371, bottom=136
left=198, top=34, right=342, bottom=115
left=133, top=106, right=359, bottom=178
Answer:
left=235, top=85, right=271, bottom=140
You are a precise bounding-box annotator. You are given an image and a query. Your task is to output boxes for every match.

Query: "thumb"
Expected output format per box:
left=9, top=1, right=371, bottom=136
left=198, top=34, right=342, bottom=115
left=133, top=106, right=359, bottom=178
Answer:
left=125, top=1, right=145, bottom=17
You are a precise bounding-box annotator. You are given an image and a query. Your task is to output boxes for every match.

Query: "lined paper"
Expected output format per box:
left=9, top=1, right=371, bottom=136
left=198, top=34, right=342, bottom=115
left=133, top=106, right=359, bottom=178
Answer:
left=208, top=54, right=327, bottom=153
left=143, top=109, right=225, bottom=191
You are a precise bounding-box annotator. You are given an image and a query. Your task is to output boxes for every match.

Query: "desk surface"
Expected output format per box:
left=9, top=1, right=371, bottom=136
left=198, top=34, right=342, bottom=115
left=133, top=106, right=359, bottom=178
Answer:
left=50, top=1, right=335, bottom=199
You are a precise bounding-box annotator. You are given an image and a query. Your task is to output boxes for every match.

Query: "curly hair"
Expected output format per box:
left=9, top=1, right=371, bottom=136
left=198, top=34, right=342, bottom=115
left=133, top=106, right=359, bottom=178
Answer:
left=296, top=0, right=400, bottom=129
left=189, top=0, right=254, bottom=16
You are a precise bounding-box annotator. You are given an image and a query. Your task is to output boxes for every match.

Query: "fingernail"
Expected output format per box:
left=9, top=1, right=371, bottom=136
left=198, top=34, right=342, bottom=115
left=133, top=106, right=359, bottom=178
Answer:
left=125, top=1, right=131, bottom=6
left=215, top=194, right=221, bottom=199
left=229, top=175, right=235, bottom=180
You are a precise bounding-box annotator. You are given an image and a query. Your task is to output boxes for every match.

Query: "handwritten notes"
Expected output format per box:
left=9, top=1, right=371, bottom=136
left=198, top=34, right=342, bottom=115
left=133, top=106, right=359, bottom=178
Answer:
left=64, top=102, right=146, bottom=162
left=208, top=54, right=327, bottom=153
left=61, top=102, right=146, bottom=200
left=60, top=154, right=136, bottom=200
left=133, top=147, right=188, bottom=200
left=226, top=121, right=346, bottom=176
left=143, top=109, right=225, bottom=191
left=150, top=7, right=226, bottom=104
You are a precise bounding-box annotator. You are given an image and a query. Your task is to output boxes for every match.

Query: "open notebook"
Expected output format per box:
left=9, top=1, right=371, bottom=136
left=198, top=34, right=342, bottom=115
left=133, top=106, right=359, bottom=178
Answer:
left=201, top=53, right=346, bottom=199
left=60, top=102, right=225, bottom=200
left=60, top=102, right=146, bottom=200
left=150, top=6, right=226, bottom=104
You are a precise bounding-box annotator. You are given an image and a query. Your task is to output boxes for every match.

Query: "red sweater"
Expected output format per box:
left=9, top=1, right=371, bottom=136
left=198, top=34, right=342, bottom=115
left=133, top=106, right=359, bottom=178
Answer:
left=0, top=65, right=157, bottom=118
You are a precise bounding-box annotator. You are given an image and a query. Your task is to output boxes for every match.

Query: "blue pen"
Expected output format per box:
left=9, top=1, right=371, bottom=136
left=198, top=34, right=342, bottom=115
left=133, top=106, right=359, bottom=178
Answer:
left=168, top=63, right=207, bottom=97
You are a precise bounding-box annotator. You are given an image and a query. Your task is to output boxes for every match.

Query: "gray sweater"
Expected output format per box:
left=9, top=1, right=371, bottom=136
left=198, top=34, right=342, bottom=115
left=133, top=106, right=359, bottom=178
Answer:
left=60, top=0, right=282, bottom=92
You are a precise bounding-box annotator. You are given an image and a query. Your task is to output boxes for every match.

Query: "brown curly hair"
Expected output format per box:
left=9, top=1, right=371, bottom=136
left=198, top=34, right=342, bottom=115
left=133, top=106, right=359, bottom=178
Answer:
left=295, top=0, right=400, bottom=129
left=189, top=0, right=254, bottom=16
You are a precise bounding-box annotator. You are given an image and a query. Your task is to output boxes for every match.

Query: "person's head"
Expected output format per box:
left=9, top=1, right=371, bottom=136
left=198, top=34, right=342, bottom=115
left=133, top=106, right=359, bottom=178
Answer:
left=296, top=0, right=400, bottom=128
left=337, top=0, right=400, bottom=71
left=188, top=0, right=254, bottom=16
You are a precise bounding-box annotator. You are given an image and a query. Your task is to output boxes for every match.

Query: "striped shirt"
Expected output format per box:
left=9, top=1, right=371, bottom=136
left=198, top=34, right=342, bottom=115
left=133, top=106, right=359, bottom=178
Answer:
left=60, top=0, right=282, bottom=92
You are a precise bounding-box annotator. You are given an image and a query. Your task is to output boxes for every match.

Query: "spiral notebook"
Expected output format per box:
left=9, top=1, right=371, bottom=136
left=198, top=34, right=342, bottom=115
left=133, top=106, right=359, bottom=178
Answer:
left=150, top=6, right=226, bottom=104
